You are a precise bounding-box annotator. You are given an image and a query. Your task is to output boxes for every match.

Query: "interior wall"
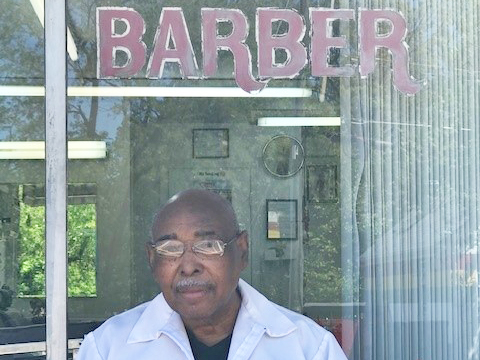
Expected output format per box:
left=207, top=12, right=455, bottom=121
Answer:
left=130, top=101, right=305, bottom=311
left=0, top=99, right=340, bottom=324
left=68, top=99, right=133, bottom=321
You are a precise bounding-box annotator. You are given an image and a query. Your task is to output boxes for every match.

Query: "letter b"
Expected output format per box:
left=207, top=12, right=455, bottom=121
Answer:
left=97, top=7, right=147, bottom=78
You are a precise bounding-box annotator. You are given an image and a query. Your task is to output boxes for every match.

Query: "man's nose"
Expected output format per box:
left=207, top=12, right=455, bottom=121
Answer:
left=178, top=246, right=203, bottom=276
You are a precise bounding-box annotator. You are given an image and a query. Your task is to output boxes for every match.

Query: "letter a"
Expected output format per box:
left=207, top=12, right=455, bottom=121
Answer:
left=147, top=8, right=199, bottom=78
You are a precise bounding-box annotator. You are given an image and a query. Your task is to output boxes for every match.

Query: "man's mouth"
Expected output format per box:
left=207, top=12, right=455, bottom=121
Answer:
left=175, top=279, right=214, bottom=300
left=178, top=287, right=208, bottom=300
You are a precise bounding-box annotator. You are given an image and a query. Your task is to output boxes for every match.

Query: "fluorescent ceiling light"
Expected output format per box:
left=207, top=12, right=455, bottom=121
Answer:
left=0, top=141, right=107, bottom=160
left=0, top=86, right=312, bottom=98
left=0, top=86, right=44, bottom=97
left=29, top=0, right=78, bottom=61
left=68, top=86, right=312, bottom=98
left=257, top=117, right=341, bottom=127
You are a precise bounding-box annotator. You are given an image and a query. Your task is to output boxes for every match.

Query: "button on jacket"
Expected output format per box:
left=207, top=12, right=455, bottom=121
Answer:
left=77, top=279, right=347, bottom=360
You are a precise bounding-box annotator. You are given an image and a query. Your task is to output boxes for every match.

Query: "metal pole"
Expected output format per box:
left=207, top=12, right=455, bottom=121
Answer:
left=45, top=0, right=67, bottom=358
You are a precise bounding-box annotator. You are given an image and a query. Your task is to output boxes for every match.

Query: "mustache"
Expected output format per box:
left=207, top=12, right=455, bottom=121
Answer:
left=175, top=279, right=215, bottom=292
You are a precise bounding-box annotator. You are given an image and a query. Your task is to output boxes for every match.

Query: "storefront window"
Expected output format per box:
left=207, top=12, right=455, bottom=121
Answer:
left=1, top=0, right=479, bottom=359
left=0, top=0, right=47, bottom=357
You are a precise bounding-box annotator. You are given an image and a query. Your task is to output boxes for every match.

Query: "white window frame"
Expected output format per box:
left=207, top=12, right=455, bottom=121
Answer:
left=45, top=0, right=68, bottom=359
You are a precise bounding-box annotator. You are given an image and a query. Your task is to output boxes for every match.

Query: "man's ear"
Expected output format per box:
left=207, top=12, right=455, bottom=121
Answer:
left=146, top=243, right=156, bottom=271
left=237, top=230, right=249, bottom=268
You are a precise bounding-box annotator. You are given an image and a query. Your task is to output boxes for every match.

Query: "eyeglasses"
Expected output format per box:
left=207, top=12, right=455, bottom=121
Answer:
left=150, top=233, right=240, bottom=259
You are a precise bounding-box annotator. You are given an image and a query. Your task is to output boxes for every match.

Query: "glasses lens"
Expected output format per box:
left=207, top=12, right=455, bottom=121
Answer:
left=154, top=240, right=184, bottom=257
left=192, top=240, right=225, bottom=256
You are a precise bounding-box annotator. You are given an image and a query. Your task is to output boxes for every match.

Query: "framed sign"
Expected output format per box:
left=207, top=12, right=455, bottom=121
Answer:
left=307, top=165, right=338, bottom=203
left=266, top=199, right=298, bottom=240
left=192, top=128, right=229, bottom=158
left=193, top=178, right=233, bottom=203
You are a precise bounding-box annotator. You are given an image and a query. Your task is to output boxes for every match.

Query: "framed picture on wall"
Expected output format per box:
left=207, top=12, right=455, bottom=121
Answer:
left=266, top=199, right=298, bottom=240
left=307, top=165, right=338, bottom=203
left=192, top=128, right=229, bottom=158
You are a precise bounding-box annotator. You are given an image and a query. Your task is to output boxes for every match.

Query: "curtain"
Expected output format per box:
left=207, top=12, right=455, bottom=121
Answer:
left=340, top=0, right=480, bottom=359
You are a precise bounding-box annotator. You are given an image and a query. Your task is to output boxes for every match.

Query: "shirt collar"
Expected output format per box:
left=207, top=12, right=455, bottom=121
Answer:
left=236, top=279, right=297, bottom=337
left=127, top=293, right=186, bottom=344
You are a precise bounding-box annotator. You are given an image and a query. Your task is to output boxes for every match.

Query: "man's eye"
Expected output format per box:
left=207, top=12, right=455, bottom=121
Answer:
left=201, top=240, right=219, bottom=247
left=194, top=240, right=223, bottom=254
left=155, top=241, right=184, bottom=255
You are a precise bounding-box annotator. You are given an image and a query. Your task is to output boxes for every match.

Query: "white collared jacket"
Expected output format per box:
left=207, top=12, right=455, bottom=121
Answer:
left=77, top=279, right=348, bottom=360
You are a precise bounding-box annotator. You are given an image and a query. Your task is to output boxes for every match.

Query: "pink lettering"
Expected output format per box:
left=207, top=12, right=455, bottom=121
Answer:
left=310, top=9, right=355, bottom=77
left=257, top=8, right=307, bottom=78
left=147, top=8, right=199, bottom=78
left=359, top=10, right=421, bottom=94
left=202, top=8, right=266, bottom=93
left=96, top=7, right=147, bottom=78
left=95, top=7, right=423, bottom=95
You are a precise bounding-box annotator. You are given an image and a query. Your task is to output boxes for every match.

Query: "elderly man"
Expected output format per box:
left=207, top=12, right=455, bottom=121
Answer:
left=77, top=189, right=347, bottom=360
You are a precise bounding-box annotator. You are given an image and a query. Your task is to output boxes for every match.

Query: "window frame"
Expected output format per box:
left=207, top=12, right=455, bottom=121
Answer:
left=45, top=0, right=68, bottom=359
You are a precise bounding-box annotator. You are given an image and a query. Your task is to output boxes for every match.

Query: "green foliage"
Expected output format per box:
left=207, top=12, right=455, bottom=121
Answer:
left=66, top=204, right=97, bottom=296
left=18, top=204, right=45, bottom=296
left=303, top=232, right=343, bottom=302
left=18, top=200, right=97, bottom=297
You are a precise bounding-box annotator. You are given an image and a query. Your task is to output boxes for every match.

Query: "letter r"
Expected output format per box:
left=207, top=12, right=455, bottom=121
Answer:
left=202, top=8, right=266, bottom=93
left=359, top=10, right=421, bottom=94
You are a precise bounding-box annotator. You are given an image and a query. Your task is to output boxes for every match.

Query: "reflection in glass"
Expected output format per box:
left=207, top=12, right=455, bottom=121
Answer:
left=16, top=184, right=97, bottom=298
left=263, top=135, right=305, bottom=177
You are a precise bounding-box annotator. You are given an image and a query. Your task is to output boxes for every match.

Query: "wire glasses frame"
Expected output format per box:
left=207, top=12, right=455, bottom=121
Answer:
left=150, top=232, right=241, bottom=259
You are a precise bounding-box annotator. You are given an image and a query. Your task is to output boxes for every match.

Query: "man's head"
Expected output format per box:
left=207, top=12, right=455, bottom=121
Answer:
left=147, top=189, right=249, bottom=325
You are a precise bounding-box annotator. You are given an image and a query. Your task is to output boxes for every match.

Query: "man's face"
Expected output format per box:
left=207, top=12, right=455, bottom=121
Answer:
left=147, top=207, right=248, bottom=324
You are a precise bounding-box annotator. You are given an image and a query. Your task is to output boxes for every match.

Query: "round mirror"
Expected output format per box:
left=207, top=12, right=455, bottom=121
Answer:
left=262, top=135, right=305, bottom=178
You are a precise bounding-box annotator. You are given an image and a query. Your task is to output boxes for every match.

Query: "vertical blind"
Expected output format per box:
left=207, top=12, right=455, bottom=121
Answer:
left=340, top=0, right=480, bottom=359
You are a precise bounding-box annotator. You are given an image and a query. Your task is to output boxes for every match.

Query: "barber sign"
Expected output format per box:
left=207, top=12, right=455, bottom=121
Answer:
left=96, top=7, right=422, bottom=94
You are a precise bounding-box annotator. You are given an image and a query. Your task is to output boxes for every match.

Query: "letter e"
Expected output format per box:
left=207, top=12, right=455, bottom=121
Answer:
left=310, top=9, right=354, bottom=77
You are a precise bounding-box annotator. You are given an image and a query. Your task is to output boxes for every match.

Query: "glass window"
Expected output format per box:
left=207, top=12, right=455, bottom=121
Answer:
left=0, top=0, right=47, bottom=356
left=64, top=1, right=480, bottom=360
left=1, top=1, right=479, bottom=360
